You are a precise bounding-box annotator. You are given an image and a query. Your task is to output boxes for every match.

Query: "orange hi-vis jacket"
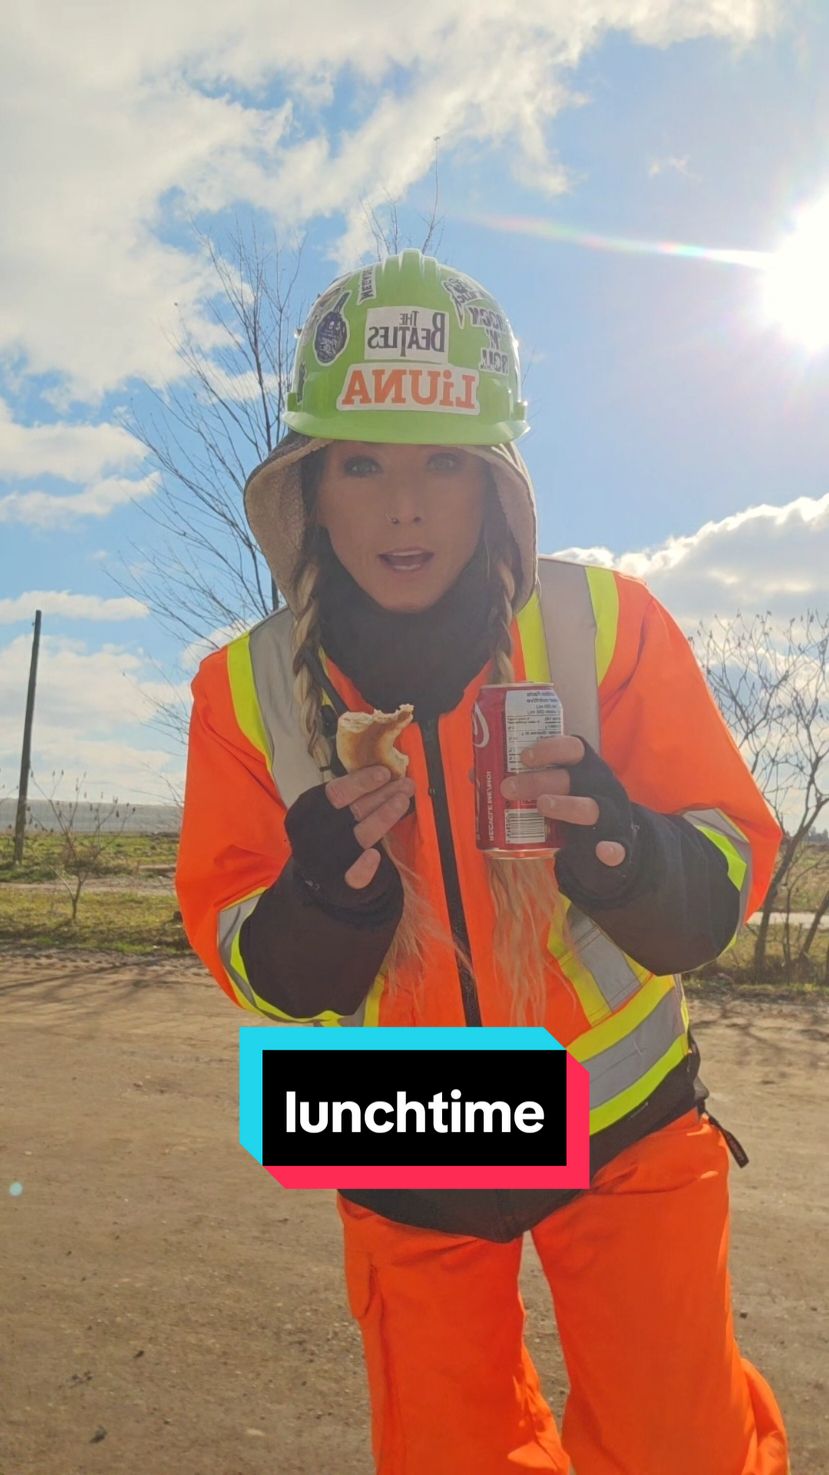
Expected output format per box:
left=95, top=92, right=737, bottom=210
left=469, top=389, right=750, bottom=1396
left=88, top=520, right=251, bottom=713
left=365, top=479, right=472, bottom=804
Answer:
left=176, top=557, right=781, bottom=1144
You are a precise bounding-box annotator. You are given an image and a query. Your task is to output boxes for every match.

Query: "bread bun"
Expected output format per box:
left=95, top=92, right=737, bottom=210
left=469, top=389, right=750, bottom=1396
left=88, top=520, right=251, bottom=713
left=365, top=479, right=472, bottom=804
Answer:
left=336, top=705, right=414, bottom=779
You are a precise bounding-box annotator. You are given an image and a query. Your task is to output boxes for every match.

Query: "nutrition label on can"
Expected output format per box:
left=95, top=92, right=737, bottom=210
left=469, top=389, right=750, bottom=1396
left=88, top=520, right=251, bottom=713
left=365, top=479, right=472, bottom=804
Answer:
left=504, top=687, right=564, bottom=773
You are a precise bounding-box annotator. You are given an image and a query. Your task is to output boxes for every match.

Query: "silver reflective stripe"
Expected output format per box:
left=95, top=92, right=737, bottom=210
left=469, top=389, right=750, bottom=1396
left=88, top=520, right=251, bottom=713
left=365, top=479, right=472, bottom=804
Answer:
left=683, top=806, right=753, bottom=923
left=217, top=894, right=264, bottom=1008
left=585, top=987, right=686, bottom=1110
left=567, top=907, right=643, bottom=1012
left=248, top=610, right=324, bottom=808
left=536, top=559, right=600, bottom=750
left=219, top=891, right=367, bottom=1026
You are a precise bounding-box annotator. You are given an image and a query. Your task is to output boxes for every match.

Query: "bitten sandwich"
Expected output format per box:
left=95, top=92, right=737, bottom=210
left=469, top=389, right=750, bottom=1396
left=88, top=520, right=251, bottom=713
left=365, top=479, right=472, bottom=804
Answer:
left=336, top=705, right=414, bottom=779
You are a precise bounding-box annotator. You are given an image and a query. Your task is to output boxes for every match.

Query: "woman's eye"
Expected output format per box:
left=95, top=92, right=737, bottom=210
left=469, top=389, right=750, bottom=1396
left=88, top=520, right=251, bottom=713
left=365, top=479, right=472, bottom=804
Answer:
left=428, top=452, right=461, bottom=473
left=342, top=456, right=381, bottom=476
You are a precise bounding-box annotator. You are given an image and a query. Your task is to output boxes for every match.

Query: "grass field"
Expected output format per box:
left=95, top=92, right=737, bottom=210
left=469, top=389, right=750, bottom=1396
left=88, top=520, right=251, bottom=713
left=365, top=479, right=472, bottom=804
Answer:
left=1, top=832, right=827, bottom=982
left=0, top=887, right=187, bottom=953
left=0, top=831, right=179, bottom=883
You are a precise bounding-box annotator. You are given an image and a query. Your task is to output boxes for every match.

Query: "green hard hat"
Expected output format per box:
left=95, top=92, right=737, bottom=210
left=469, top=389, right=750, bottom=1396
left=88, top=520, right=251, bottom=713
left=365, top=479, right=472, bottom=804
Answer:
left=284, top=248, right=528, bottom=445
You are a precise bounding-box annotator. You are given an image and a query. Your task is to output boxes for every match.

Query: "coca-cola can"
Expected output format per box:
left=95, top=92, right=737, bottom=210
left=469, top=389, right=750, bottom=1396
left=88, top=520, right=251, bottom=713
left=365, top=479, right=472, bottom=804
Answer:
left=473, top=683, right=564, bottom=858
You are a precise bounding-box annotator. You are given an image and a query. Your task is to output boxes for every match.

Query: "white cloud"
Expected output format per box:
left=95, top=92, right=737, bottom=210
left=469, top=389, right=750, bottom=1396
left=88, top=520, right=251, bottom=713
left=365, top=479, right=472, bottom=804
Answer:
left=0, top=592, right=148, bottom=625
left=0, top=0, right=779, bottom=402
left=553, top=492, right=829, bottom=625
left=0, top=634, right=186, bottom=801
left=0, top=399, right=146, bottom=479
left=0, top=472, right=159, bottom=527
left=180, top=623, right=249, bottom=673
left=647, top=155, right=695, bottom=179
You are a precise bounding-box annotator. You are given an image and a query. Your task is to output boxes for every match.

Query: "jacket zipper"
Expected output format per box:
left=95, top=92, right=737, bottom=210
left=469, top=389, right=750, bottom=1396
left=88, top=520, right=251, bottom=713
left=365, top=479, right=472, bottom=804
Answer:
left=420, top=716, right=482, bottom=1027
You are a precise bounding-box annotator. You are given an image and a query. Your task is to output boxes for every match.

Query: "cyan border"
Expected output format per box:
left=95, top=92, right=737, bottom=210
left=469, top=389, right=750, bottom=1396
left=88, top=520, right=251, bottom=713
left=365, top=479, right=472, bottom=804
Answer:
left=239, top=1026, right=563, bottom=1163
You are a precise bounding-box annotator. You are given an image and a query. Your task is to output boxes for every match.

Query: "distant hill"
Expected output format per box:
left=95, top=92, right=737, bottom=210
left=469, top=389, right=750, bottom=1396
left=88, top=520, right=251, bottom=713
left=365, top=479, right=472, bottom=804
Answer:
left=0, top=798, right=181, bottom=835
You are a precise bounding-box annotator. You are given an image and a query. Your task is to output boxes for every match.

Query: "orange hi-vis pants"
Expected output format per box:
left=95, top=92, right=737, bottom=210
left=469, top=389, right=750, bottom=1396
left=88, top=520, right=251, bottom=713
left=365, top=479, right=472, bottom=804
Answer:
left=337, top=1109, right=790, bottom=1475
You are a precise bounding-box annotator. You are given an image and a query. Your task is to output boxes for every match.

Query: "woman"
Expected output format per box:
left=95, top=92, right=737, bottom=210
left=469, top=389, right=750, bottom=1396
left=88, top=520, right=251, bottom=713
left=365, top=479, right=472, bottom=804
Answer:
left=176, top=249, right=790, bottom=1474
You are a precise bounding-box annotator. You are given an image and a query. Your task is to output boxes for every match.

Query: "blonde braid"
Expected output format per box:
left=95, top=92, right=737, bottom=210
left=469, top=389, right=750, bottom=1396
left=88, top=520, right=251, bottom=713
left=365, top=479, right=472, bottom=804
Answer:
left=291, top=557, right=332, bottom=772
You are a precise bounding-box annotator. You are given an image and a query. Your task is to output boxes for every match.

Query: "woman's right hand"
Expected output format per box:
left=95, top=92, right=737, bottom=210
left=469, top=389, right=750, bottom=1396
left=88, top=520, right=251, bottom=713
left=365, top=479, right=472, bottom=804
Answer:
left=324, top=766, right=415, bottom=890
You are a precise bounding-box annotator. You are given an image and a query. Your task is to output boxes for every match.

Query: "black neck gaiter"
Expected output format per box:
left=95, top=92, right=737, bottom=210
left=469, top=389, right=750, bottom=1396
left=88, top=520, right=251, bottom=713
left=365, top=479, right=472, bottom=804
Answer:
left=316, top=530, right=494, bottom=721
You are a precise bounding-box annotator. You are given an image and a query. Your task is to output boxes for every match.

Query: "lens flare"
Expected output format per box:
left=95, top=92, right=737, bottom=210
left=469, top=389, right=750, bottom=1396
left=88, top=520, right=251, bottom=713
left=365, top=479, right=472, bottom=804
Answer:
left=465, top=203, right=829, bottom=357
left=461, top=210, right=768, bottom=270
left=762, top=194, right=829, bottom=352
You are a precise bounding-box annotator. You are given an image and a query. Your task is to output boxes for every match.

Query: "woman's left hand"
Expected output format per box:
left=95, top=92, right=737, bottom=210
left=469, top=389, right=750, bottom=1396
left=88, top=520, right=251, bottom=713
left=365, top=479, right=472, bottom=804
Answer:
left=499, top=735, right=630, bottom=869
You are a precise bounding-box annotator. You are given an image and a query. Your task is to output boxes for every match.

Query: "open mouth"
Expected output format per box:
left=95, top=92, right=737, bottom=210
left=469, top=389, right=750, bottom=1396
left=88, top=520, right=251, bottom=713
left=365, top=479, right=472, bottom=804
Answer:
left=378, top=549, right=435, bottom=573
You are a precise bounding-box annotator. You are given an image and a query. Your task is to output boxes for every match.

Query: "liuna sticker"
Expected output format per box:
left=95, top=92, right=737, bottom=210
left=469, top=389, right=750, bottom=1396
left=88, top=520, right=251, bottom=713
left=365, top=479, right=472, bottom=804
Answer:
left=313, top=291, right=351, bottom=365
left=337, top=363, right=480, bottom=414
left=364, top=307, right=448, bottom=362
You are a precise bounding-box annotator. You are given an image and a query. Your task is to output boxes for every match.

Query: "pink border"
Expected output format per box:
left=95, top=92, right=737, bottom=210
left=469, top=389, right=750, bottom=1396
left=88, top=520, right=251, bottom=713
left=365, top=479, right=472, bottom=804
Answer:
left=265, top=1054, right=590, bottom=1190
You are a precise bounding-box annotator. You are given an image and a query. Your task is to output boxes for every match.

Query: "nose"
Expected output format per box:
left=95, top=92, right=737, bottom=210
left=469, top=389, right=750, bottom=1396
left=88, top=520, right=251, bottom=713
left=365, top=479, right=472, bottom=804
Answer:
left=385, top=477, right=424, bottom=526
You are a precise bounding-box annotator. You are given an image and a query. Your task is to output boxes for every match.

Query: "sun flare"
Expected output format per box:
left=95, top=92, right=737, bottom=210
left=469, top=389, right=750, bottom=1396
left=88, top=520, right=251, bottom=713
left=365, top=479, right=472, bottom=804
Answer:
left=762, top=193, right=829, bottom=352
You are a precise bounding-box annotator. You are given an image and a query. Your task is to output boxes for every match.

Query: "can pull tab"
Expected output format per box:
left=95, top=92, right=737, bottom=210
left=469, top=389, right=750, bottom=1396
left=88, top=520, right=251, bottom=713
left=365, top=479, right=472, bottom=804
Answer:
left=705, top=1112, right=749, bottom=1168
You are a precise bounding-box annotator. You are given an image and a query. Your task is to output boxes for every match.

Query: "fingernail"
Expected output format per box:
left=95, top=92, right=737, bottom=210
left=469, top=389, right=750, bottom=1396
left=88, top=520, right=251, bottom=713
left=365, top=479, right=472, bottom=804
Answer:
left=502, top=778, right=518, bottom=797
left=521, top=747, right=536, bottom=763
left=538, top=795, right=557, bottom=813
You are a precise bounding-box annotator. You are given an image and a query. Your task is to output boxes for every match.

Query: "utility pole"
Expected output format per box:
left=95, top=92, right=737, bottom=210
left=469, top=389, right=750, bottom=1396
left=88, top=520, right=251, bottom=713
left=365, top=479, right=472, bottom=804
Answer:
left=13, top=609, right=42, bottom=866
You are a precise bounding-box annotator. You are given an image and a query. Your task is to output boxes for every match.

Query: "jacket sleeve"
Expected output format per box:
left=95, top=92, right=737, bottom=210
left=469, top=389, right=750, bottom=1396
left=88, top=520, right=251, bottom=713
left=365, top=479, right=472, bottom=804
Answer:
left=175, top=646, right=398, bottom=1021
left=565, top=574, right=782, bottom=975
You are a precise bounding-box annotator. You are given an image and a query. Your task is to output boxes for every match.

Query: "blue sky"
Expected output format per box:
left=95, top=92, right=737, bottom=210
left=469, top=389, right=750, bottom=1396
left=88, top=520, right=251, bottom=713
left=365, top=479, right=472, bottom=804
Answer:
left=1, top=0, right=827, bottom=802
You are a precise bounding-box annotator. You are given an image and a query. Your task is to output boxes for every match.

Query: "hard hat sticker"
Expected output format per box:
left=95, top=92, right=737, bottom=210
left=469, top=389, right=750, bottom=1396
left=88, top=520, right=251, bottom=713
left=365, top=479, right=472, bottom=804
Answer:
left=358, top=266, right=377, bottom=302
left=364, top=306, right=449, bottom=362
left=313, top=291, right=351, bottom=365
left=337, top=364, right=480, bottom=414
left=441, top=272, right=484, bottom=325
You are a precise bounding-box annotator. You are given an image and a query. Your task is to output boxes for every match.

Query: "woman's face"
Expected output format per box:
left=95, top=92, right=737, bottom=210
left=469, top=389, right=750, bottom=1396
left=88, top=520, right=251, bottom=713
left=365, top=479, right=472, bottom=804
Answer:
left=315, top=442, right=489, bottom=613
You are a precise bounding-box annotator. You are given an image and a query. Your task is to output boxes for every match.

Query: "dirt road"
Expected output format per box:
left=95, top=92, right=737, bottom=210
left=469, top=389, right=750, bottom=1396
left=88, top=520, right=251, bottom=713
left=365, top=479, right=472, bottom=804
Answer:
left=1, top=951, right=826, bottom=1474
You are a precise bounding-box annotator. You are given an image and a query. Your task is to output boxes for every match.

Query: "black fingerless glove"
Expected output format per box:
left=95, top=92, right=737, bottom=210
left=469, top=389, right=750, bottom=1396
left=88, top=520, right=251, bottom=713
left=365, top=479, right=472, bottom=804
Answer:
left=285, top=783, right=404, bottom=922
left=553, top=738, right=654, bottom=909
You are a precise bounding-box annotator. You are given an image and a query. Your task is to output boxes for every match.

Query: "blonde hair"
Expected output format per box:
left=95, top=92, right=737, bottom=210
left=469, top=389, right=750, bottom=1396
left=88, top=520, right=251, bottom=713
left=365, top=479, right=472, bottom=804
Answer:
left=291, top=461, right=568, bottom=1026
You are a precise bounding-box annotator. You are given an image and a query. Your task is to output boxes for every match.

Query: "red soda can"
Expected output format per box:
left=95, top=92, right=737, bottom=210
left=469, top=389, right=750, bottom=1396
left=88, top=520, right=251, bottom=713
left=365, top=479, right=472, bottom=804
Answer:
left=473, top=683, right=564, bottom=858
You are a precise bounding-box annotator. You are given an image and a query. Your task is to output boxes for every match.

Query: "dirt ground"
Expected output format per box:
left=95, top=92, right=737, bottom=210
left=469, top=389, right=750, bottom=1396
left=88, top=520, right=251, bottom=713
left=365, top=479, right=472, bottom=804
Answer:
left=1, top=950, right=826, bottom=1475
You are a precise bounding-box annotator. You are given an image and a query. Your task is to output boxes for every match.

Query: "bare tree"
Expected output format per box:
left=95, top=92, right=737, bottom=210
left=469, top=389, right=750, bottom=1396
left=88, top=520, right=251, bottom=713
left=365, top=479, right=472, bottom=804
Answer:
left=115, top=182, right=446, bottom=741
left=694, top=610, right=829, bottom=979
left=30, top=774, right=136, bottom=925
left=117, top=220, right=304, bottom=650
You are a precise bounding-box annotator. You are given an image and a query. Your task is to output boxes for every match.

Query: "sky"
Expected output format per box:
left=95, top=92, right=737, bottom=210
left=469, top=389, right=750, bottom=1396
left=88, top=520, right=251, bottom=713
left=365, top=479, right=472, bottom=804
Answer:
left=1, top=0, right=828, bottom=804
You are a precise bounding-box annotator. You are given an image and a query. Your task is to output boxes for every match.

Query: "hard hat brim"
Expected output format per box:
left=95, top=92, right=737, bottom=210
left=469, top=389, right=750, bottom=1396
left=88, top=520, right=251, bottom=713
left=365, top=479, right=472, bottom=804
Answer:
left=244, top=433, right=538, bottom=615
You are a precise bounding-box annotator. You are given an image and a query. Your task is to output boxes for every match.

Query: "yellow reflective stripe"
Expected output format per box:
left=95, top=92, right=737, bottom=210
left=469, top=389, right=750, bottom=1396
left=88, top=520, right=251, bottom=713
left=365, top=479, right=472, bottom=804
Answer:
left=318, top=646, right=336, bottom=714
left=515, top=589, right=551, bottom=682
left=584, top=566, right=620, bottom=686
left=226, top=901, right=345, bottom=1026
left=363, top=973, right=386, bottom=1027
left=547, top=910, right=611, bottom=1026
left=227, top=634, right=270, bottom=761
left=568, top=974, right=676, bottom=1063
left=589, top=1033, right=689, bottom=1134
left=694, top=823, right=748, bottom=893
